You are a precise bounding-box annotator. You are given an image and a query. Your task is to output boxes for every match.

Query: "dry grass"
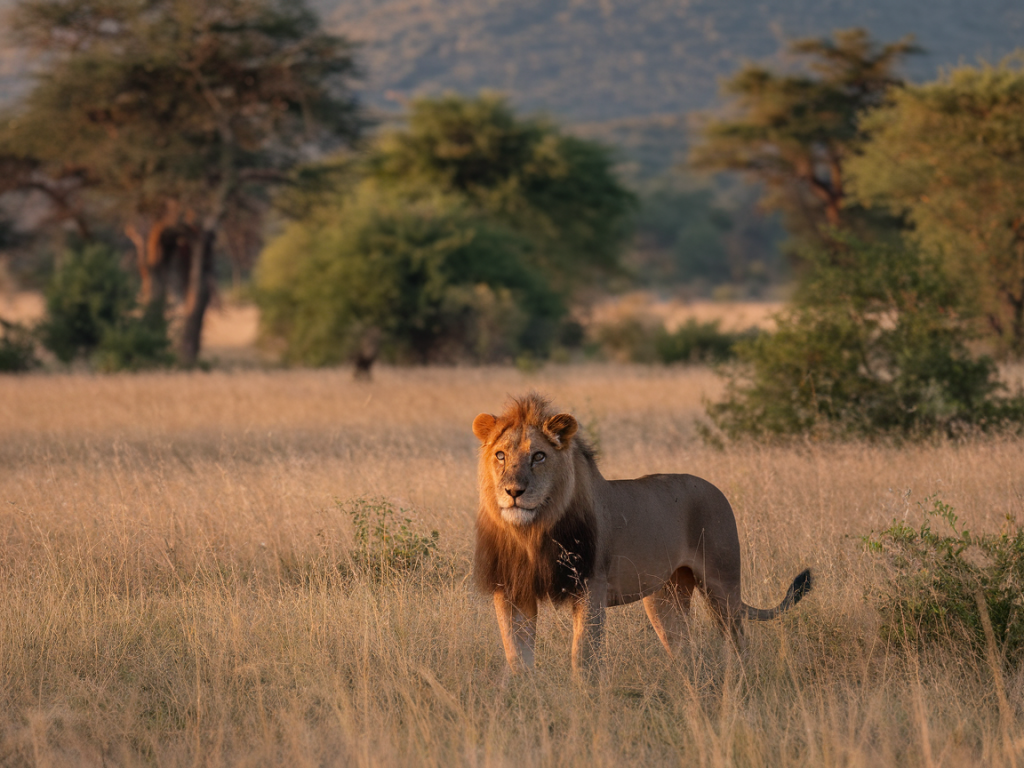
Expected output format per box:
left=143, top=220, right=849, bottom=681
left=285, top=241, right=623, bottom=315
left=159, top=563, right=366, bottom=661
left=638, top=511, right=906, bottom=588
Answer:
left=0, top=290, right=45, bottom=325
left=2, top=363, right=1024, bottom=766
left=587, top=291, right=784, bottom=332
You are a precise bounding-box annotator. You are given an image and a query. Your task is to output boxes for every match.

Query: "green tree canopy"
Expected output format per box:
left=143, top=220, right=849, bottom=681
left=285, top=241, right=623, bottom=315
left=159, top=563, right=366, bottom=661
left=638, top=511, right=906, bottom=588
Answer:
left=691, top=28, right=919, bottom=245
left=255, top=183, right=563, bottom=366
left=254, top=94, right=635, bottom=369
left=367, top=94, right=636, bottom=292
left=708, top=237, right=1024, bottom=440
left=847, top=58, right=1024, bottom=357
left=1, top=0, right=361, bottom=363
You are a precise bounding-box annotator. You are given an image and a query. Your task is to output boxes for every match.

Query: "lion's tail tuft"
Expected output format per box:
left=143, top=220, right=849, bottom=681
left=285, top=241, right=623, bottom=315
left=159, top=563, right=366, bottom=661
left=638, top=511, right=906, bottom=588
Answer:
left=743, top=568, right=813, bottom=622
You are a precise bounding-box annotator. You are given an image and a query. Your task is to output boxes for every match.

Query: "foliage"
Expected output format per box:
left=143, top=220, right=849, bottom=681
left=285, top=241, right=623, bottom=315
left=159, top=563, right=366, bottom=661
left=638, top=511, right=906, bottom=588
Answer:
left=256, top=95, right=635, bottom=367
left=847, top=58, right=1024, bottom=357
left=368, top=94, right=636, bottom=292
left=38, top=243, right=134, bottom=363
left=0, top=318, right=38, bottom=372
left=2, top=0, right=361, bottom=363
left=594, top=317, right=750, bottom=365
left=707, top=238, right=1024, bottom=439
left=655, top=320, right=755, bottom=364
left=38, top=242, right=173, bottom=370
left=255, top=184, right=563, bottom=365
left=628, top=175, right=789, bottom=294
left=6, top=0, right=360, bottom=213
left=864, top=496, right=1024, bottom=666
left=340, top=496, right=439, bottom=578
left=91, top=301, right=175, bottom=373
left=691, top=28, right=918, bottom=246
left=631, top=184, right=730, bottom=285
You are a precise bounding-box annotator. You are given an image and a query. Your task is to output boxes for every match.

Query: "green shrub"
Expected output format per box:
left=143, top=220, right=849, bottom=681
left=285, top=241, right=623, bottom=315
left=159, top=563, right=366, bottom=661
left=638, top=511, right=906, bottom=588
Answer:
left=593, top=318, right=659, bottom=362
left=38, top=243, right=173, bottom=371
left=341, top=496, right=439, bottom=578
left=39, top=242, right=135, bottom=362
left=655, top=319, right=753, bottom=364
left=707, top=239, right=1024, bottom=439
left=593, top=316, right=748, bottom=364
left=92, top=301, right=175, bottom=372
left=0, top=317, right=38, bottom=372
left=864, top=496, right=1024, bottom=666
left=256, top=186, right=564, bottom=365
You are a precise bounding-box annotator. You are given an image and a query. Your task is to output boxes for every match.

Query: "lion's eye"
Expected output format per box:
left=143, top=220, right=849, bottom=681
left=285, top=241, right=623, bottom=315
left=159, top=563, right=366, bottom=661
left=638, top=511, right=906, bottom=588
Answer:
left=532, top=451, right=546, bottom=464
left=495, top=451, right=505, bottom=462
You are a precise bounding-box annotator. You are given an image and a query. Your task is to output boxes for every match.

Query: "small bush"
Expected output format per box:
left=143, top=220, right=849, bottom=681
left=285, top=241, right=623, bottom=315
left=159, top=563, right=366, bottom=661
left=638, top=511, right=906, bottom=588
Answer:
left=707, top=239, right=1024, bottom=440
left=39, top=242, right=135, bottom=362
left=38, top=243, right=173, bottom=371
left=593, top=317, right=747, bottom=364
left=92, top=302, right=175, bottom=372
left=864, top=496, right=1024, bottom=666
left=0, top=318, right=38, bottom=372
left=655, top=319, right=754, bottom=364
left=340, top=496, right=439, bottom=578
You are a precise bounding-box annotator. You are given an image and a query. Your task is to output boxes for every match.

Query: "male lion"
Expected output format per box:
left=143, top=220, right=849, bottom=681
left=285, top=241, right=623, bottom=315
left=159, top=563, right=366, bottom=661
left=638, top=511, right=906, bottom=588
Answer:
left=472, top=393, right=812, bottom=674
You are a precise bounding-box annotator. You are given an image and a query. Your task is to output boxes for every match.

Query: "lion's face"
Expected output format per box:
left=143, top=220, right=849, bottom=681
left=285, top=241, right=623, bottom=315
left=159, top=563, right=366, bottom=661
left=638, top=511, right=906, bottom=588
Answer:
left=473, top=410, right=579, bottom=527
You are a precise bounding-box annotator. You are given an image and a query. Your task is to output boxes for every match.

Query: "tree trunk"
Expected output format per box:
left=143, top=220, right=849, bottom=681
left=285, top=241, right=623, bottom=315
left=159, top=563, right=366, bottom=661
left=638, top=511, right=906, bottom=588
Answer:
left=1010, top=290, right=1024, bottom=359
left=178, top=227, right=217, bottom=366
left=127, top=204, right=189, bottom=308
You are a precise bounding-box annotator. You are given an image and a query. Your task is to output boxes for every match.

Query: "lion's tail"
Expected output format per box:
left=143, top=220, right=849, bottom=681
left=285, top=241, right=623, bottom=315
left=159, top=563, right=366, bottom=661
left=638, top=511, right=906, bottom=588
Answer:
left=743, top=569, right=813, bottom=621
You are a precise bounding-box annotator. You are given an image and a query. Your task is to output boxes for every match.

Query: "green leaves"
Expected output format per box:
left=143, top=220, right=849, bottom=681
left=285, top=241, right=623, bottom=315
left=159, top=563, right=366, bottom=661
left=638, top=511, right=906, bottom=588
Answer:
left=707, top=237, right=1024, bottom=439
left=256, top=95, right=635, bottom=367
left=865, top=496, right=1024, bottom=666
left=341, top=497, right=439, bottom=579
left=692, top=28, right=918, bottom=245
left=847, top=58, right=1024, bottom=356
left=369, top=95, right=635, bottom=289
left=37, top=242, right=174, bottom=370
left=255, top=185, right=564, bottom=365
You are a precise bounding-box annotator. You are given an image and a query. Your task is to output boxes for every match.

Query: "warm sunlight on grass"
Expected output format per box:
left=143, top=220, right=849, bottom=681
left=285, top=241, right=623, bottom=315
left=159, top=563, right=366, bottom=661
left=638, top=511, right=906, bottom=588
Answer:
left=2, top=364, right=1023, bottom=765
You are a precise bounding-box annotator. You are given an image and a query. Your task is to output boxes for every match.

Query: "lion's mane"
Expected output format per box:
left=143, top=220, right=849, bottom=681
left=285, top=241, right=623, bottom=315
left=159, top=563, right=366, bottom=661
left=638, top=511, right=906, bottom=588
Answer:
left=473, top=394, right=599, bottom=606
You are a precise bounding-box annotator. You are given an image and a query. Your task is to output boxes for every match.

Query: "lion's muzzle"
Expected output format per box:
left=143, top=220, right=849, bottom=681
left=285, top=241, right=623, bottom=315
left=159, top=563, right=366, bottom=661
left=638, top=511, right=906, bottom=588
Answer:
left=504, top=483, right=528, bottom=500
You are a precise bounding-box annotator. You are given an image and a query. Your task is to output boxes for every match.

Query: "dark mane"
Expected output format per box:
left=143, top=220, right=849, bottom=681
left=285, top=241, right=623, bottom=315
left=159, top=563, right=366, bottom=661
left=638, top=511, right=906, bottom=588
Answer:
left=473, top=392, right=600, bottom=607
left=474, top=497, right=597, bottom=606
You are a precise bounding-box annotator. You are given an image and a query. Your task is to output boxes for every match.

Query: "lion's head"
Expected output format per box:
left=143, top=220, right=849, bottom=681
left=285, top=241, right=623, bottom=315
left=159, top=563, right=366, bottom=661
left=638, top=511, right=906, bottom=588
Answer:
left=472, top=393, right=582, bottom=528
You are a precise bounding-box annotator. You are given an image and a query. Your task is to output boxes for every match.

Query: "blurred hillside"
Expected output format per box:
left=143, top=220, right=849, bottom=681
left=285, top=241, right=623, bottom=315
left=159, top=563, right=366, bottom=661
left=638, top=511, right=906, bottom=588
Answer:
left=314, top=0, right=1024, bottom=177
left=3, top=0, right=1022, bottom=177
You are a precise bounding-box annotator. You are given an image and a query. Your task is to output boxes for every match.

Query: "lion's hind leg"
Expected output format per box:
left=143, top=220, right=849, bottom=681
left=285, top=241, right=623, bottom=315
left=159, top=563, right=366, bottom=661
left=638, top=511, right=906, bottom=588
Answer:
left=643, top=566, right=697, bottom=656
left=701, top=576, right=747, bottom=653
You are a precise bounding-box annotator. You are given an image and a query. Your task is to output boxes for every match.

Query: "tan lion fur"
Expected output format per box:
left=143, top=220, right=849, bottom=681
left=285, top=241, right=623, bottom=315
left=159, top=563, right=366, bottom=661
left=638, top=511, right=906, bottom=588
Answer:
left=473, top=393, right=812, bottom=674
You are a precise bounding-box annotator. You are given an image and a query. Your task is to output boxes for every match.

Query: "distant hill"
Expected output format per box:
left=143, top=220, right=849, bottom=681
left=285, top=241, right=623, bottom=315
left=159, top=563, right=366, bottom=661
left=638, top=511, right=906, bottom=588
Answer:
left=314, top=0, right=1024, bottom=176
left=3, top=0, right=1023, bottom=176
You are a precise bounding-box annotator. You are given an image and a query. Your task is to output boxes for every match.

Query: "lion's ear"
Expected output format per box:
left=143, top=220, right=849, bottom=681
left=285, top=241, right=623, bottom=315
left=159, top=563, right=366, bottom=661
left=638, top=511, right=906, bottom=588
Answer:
left=472, top=413, right=498, bottom=442
left=543, top=413, right=578, bottom=449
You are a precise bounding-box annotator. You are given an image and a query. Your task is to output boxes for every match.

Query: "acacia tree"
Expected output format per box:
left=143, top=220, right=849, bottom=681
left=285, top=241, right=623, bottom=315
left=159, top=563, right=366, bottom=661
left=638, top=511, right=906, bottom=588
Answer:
left=256, top=95, right=636, bottom=370
left=368, top=94, right=636, bottom=293
left=847, top=60, right=1024, bottom=357
left=2, top=0, right=360, bottom=363
left=256, top=185, right=563, bottom=367
left=691, top=28, right=918, bottom=245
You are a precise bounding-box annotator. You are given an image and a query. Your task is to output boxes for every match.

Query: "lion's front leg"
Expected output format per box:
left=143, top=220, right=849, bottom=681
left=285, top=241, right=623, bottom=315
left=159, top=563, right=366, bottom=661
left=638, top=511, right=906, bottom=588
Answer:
left=571, top=580, right=607, bottom=678
left=494, top=591, right=538, bottom=672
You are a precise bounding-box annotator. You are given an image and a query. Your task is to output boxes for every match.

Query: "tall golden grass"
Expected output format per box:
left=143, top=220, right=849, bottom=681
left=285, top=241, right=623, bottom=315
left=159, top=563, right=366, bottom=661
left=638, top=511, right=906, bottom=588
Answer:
left=2, top=364, right=1023, bottom=766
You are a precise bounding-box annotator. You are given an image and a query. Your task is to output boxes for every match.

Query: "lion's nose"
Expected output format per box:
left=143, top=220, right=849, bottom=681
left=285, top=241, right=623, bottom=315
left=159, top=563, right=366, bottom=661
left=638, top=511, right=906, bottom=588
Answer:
left=505, top=485, right=527, bottom=499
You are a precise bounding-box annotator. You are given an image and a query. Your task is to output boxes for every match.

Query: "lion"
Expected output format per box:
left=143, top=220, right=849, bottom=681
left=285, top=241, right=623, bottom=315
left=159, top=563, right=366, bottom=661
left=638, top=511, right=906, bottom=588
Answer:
left=472, top=393, right=812, bottom=674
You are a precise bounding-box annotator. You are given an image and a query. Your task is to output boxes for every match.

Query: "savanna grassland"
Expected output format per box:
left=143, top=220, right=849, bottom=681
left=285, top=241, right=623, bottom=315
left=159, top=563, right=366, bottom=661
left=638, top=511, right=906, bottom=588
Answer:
left=3, top=364, right=1024, bottom=766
